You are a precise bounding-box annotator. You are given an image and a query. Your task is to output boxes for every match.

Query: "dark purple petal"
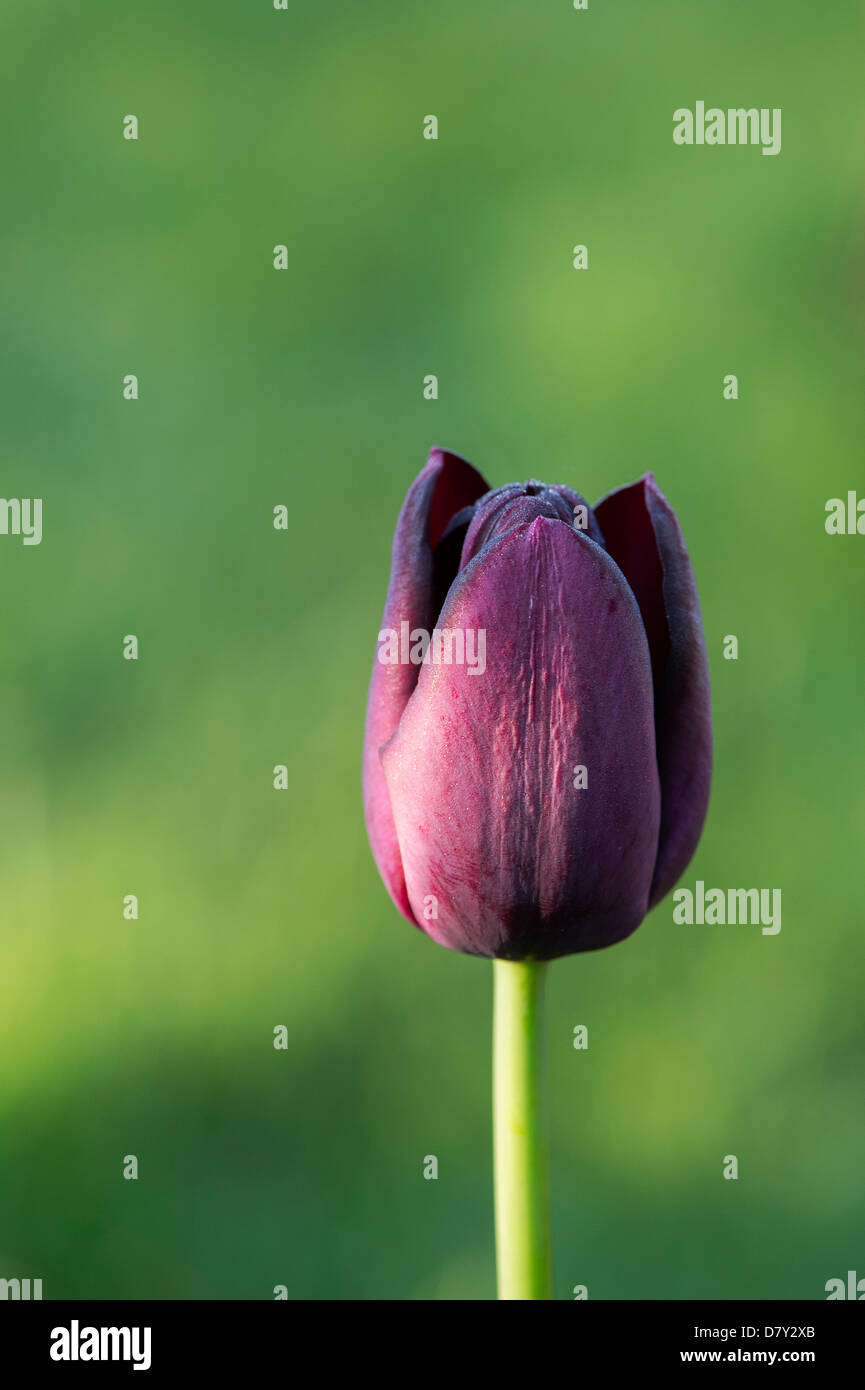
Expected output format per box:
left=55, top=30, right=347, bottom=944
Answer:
left=548, top=484, right=606, bottom=546
left=363, top=449, right=489, bottom=924
left=460, top=489, right=571, bottom=568
left=594, top=475, right=712, bottom=908
left=432, top=503, right=479, bottom=616
left=380, top=516, right=660, bottom=959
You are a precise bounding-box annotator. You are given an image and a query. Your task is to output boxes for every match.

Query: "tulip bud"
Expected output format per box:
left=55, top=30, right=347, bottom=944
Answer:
left=363, top=449, right=711, bottom=960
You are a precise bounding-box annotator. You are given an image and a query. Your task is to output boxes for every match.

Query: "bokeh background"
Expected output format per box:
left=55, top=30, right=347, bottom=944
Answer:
left=1, top=0, right=863, bottom=1300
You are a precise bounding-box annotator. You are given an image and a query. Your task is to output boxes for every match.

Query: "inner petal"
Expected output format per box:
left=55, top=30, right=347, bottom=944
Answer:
left=460, top=484, right=574, bottom=570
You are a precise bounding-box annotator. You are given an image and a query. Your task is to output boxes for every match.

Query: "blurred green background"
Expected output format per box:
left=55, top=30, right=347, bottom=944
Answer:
left=1, top=0, right=863, bottom=1300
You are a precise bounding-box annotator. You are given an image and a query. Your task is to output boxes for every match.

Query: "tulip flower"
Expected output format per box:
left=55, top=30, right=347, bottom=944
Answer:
left=363, top=448, right=712, bottom=1298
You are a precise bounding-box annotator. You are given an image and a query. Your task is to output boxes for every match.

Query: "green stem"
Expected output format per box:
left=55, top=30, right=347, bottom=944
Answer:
left=493, top=958, right=553, bottom=1299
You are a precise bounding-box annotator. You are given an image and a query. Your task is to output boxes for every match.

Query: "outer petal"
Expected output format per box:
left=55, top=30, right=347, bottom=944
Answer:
left=363, top=449, right=489, bottom=923
left=594, top=475, right=712, bottom=908
left=380, top=516, right=660, bottom=959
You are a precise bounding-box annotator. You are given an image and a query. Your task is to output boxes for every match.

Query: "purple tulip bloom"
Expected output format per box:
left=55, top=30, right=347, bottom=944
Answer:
left=363, top=449, right=712, bottom=961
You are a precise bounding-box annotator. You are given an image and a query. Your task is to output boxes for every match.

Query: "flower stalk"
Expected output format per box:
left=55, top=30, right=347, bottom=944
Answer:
left=493, top=958, right=553, bottom=1299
